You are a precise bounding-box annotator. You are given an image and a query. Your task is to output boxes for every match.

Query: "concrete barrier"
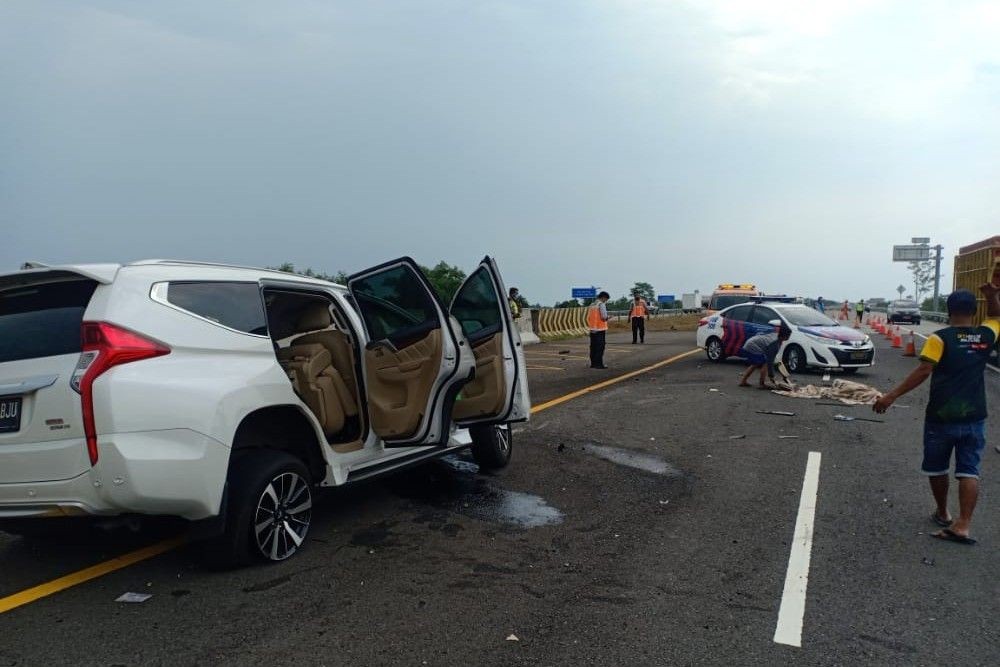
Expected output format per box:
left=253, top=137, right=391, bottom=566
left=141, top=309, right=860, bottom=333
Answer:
left=517, top=310, right=540, bottom=345
left=535, top=307, right=589, bottom=340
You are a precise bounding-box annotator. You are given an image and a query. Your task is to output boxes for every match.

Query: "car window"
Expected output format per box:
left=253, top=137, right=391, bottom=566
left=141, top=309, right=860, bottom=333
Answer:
left=451, top=267, right=501, bottom=341
left=711, top=294, right=752, bottom=310
left=779, top=306, right=839, bottom=327
left=724, top=305, right=753, bottom=321
left=350, top=265, right=440, bottom=344
left=0, top=279, right=97, bottom=363
left=893, top=300, right=918, bottom=308
left=750, top=306, right=779, bottom=325
left=166, top=282, right=268, bottom=335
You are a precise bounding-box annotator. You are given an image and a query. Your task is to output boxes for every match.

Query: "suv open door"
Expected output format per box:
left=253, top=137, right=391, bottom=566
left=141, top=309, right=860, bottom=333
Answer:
left=348, top=258, right=474, bottom=447
left=450, top=257, right=530, bottom=426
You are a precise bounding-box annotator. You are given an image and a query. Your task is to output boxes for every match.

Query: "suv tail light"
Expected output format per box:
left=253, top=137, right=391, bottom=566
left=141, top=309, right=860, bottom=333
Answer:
left=71, top=322, right=170, bottom=466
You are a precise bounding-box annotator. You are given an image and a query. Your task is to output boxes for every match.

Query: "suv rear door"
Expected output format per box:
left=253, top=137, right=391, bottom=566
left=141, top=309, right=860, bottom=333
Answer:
left=348, top=258, right=474, bottom=447
left=449, top=256, right=530, bottom=426
left=0, top=268, right=113, bottom=483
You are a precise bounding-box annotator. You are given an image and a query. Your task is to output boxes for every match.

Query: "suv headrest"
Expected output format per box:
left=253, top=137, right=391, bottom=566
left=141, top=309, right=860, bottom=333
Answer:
left=297, top=302, right=332, bottom=332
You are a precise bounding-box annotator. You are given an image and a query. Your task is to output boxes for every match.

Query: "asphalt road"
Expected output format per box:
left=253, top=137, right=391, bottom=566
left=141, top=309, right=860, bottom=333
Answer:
left=1, top=329, right=998, bottom=666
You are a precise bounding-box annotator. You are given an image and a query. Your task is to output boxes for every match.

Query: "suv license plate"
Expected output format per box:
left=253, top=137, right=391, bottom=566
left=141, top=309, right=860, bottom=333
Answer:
left=0, top=396, right=22, bottom=433
left=850, top=351, right=868, bottom=360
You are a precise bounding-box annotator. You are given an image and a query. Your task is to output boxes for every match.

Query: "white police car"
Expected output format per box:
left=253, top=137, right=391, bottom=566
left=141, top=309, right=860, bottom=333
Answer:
left=696, top=301, right=875, bottom=373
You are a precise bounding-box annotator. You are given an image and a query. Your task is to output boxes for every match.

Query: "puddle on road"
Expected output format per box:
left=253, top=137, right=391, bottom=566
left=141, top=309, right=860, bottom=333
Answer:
left=583, top=444, right=685, bottom=478
left=385, top=455, right=563, bottom=528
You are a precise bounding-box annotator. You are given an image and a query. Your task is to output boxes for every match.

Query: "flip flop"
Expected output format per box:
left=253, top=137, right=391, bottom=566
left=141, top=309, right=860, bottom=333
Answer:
left=931, top=528, right=977, bottom=545
left=930, top=512, right=953, bottom=528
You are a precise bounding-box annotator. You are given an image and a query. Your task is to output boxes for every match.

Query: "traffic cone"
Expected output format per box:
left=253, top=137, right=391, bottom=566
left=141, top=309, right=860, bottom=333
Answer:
left=892, top=332, right=903, bottom=348
left=903, top=331, right=916, bottom=357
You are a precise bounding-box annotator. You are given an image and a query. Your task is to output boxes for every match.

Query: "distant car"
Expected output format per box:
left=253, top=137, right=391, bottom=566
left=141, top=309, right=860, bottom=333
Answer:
left=696, top=301, right=875, bottom=373
left=887, top=300, right=921, bottom=324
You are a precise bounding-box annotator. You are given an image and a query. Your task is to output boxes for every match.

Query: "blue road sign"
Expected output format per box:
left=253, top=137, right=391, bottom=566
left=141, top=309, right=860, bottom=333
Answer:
left=657, top=294, right=675, bottom=304
left=572, top=287, right=597, bottom=299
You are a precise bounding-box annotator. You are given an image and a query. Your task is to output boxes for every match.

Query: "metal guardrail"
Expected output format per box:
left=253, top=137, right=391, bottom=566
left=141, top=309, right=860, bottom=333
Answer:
left=921, top=311, right=948, bottom=323
left=606, top=309, right=700, bottom=322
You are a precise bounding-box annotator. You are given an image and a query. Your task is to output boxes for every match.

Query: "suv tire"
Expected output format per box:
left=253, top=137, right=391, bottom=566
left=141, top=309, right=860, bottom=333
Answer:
left=206, top=450, right=313, bottom=567
left=470, top=424, right=513, bottom=470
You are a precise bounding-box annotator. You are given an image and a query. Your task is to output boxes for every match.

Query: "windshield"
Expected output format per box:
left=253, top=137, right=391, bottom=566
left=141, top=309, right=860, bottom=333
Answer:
left=892, top=300, right=918, bottom=308
left=709, top=294, right=752, bottom=310
left=779, top=306, right=839, bottom=327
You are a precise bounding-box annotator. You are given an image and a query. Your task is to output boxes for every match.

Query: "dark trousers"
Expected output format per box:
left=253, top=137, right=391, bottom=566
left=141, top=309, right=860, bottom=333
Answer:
left=631, top=317, right=645, bottom=343
left=590, top=330, right=606, bottom=367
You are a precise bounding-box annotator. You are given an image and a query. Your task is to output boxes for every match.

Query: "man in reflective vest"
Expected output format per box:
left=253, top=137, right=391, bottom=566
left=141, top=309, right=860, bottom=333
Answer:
left=588, top=291, right=611, bottom=369
left=628, top=293, right=648, bottom=344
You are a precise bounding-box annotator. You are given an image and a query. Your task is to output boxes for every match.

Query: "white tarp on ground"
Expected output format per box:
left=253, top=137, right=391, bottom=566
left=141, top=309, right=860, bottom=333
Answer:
left=772, top=379, right=883, bottom=405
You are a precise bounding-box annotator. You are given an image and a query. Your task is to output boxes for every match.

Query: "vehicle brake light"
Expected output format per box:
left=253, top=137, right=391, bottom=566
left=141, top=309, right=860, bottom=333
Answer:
left=72, top=322, right=170, bottom=466
left=698, top=318, right=708, bottom=326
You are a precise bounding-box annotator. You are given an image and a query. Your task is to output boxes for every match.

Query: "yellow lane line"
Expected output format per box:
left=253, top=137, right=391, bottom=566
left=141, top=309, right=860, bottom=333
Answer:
left=0, top=347, right=701, bottom=614
left=0, top=536, right=186, bottom=615
left=531, top=348, right=701, bottom=414
left=527, top=365, right=566, bottom=371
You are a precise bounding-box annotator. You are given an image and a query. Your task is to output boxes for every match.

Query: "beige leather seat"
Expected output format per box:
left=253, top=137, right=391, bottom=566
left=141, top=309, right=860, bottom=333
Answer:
left=278, top=343, right=356, bottom=438
left=289, top=304, right=360, bottom=406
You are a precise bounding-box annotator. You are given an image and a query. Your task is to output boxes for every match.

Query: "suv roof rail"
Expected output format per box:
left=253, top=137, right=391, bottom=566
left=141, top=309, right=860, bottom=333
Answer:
left=127, top=259, right=341, bottom=284
left=20, top=261, right=50, bottom=270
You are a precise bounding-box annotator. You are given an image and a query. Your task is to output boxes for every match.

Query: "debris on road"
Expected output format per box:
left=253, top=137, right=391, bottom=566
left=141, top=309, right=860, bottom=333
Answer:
left=709, top=388, right=720, bottom=392
left=115, top=592, right=153, bottom=603
left=777, top=435, right=799, bottom=439
left=772, top=379, right=882, bottom=405
left=556, top=444, right=566, bottom=452
left=506, top=634, right=520, bottom=642
left=921, top=557, right=935, bottom=567
left=833, top=414, right=884, bottom=423
left=728, top=434, right=746, bottom=440
left=756, top=410, right=796, bottom=417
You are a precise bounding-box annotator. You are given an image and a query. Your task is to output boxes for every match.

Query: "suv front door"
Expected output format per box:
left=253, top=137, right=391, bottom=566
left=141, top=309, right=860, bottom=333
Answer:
left=449, top=257, right=530, bottom=426
left=348, top=258, right=474, bottom=447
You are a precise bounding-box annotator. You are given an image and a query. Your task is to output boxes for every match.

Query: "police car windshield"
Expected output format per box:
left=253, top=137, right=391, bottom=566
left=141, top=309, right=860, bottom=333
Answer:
left=779, top=306, right=839, bottom=327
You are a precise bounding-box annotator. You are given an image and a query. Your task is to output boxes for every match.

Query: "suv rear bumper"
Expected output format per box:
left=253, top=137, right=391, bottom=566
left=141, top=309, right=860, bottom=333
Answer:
left=0, top=429, right=229, bottom=521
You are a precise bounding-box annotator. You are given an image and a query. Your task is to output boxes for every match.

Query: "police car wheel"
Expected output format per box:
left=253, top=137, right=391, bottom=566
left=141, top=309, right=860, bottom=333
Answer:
left=784, top=345, right=807, bottom=373
left=706, top=337, right=724, bottom=362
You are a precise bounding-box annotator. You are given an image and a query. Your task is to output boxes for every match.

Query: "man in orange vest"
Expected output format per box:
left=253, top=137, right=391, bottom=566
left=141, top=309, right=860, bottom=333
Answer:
left=588, top=291, right=611, bottom=369
left=629, top=293, right=649, bottom=344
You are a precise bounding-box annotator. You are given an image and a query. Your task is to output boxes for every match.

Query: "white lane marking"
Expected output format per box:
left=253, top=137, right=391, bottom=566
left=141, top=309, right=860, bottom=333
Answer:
left=773, top=451, right=822, bottom=648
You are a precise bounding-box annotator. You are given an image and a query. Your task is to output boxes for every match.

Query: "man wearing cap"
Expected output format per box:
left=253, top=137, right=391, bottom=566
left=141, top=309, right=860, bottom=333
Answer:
left=874, top=286, right=1000, bottom=545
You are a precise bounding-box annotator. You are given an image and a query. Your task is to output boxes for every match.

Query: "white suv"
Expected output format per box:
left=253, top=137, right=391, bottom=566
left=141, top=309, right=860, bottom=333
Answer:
left=0, top=257, right=529, bottom=564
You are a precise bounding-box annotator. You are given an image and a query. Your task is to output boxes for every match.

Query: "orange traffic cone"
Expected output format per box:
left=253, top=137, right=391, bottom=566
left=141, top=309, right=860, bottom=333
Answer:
left=892, top=332, right=903, bottom=348
left=903, top=331, right=916, bottom=357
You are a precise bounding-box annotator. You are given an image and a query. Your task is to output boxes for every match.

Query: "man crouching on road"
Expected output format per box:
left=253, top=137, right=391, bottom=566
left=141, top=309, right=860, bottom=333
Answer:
left=874, top=285, right=1000, bottom=546
left=738, top=325, right=792, bottom=389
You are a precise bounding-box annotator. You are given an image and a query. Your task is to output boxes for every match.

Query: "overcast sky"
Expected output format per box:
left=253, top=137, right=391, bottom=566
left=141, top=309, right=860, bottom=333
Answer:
left=3, top=0, right=998, bottom=306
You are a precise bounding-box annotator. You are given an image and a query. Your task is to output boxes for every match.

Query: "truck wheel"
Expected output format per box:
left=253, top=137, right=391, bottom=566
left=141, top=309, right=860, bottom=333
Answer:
left=706, top=337, right=724, bottom=362
left=205, top=450, right=313, bottom=567
left=784, top=345, right=807, bottom=373
left=470, top=424, right=513, bottom=471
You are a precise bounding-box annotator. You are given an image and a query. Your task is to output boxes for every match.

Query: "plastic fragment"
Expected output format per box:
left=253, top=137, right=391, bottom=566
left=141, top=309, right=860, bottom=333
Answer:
left=115, top=592, right=152, bottom=603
